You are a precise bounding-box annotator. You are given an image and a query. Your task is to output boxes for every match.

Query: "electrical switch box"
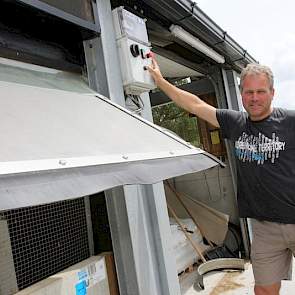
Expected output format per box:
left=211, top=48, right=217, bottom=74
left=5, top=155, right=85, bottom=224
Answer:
left=116, top=37, right=155, bottom=95
left=112, top=7, right=156, bottom=95
left=112, top=7, right=149, bottom=44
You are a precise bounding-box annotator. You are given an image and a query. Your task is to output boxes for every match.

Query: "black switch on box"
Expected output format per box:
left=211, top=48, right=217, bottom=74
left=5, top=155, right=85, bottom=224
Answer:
left=130, top=44, right=140, bottom=57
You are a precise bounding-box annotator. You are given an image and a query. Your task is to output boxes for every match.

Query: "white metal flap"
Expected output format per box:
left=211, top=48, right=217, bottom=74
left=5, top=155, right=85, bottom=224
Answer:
left=0, top=81, right=222, bottom=210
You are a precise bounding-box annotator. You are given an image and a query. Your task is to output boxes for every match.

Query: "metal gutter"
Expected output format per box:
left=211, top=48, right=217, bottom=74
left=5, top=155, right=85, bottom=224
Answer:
left=142, top=0, right=257, bottom=70
left=177, top=0, right=257, bottom=63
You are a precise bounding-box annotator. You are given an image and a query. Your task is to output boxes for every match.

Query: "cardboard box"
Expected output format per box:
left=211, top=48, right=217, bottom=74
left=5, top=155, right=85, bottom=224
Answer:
left=16, top=255, right=114, bottom=295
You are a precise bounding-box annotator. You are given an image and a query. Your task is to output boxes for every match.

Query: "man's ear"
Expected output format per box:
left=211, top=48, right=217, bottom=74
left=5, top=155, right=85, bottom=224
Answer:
left=271, top=88, right=275, bottom=99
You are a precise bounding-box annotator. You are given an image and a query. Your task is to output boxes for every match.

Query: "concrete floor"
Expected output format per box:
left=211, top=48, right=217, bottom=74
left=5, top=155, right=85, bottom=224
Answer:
left=180, top=261, right=295, bottom=295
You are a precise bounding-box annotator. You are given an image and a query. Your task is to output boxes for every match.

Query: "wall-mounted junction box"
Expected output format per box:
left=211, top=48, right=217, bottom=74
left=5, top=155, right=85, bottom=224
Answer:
left=112, top=7, right=155, bottom=95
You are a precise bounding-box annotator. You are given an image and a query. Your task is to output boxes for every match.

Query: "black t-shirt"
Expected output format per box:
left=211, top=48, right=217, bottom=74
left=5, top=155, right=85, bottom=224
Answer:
left=216, top=107, right=295, bottom=223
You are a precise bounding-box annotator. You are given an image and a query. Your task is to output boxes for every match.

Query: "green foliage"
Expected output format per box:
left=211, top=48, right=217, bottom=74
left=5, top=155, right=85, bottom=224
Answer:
left=152, top=102, right=201, bottom=147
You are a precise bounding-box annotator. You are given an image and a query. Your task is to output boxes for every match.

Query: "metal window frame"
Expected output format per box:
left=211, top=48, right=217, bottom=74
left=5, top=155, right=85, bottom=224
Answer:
left=16, top=0, right=100, bottom=34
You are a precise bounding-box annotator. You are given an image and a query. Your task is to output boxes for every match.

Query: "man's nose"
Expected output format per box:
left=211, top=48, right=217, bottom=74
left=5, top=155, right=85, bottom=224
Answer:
left=251, top=92, right=259, bottom=101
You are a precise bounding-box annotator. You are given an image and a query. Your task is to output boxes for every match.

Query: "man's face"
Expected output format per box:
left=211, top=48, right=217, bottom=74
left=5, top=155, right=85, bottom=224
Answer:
left=241, top=73, right=274, bottom=121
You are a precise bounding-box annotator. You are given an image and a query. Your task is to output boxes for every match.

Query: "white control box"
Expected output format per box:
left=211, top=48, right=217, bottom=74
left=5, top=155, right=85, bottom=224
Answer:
left=112, top=7, right=156, bottom=95
left=116, top=37, right=155, bottom=95
left=112, top=7, right=149, bottom=45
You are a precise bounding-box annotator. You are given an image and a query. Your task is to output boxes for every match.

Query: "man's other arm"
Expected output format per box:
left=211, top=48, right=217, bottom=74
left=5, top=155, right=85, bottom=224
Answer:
left=147, top=58, right=219, bottom=128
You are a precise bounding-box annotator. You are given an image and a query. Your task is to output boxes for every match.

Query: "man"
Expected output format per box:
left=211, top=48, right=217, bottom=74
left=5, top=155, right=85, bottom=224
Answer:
left=148, top=59, right=295, bottom=295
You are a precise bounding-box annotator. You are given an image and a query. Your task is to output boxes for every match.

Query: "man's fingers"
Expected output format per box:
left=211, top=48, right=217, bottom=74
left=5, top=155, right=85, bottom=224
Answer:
left=151, top=57, right=159, bottom=69
left=145, top=60, right=155, bottom=72
left=147, top=59, right=157, bottom=72
left=146, top=65, right=152, bottom=72
left=146, top=57, right=161, bottom=81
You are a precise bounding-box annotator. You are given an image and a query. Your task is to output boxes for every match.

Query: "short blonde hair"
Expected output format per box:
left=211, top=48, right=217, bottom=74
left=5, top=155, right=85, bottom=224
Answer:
left=240, top=63, right=274, bottom=91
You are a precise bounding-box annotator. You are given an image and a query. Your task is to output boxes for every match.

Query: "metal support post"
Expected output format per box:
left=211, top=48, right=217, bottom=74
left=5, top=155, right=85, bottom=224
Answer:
left=84, top=1, right=181, bottom=294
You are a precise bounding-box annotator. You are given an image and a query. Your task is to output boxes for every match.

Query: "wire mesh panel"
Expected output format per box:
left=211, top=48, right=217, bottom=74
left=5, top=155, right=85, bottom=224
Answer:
left=0, top=198, right=90, bottom=290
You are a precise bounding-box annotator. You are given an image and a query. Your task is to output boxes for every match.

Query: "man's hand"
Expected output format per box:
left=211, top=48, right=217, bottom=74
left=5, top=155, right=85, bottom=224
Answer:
left=147, top=58, right=164, bottom=85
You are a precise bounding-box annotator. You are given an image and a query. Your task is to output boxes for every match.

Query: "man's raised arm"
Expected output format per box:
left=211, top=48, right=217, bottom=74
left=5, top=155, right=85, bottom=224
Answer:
left=147, top=58, right=219, bottom=128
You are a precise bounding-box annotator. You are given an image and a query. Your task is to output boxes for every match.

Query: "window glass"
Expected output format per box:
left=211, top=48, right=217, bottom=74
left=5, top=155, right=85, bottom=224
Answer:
left=39, top=0, right=94, bottom=23
left=0, top=58, right=94, bottom=94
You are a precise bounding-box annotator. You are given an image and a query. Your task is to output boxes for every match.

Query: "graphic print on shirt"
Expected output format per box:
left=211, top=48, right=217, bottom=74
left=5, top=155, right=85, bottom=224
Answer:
left=235, top=132, right=285, bottom=164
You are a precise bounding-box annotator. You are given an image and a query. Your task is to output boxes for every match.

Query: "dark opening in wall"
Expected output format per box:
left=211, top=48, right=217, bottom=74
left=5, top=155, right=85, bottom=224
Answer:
left=90, top=192, right=113, bottom=254
left=0, top=0, right=98, bottom=71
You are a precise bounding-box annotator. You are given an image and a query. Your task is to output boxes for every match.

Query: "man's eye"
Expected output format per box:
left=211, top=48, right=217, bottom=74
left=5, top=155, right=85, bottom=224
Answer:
left=257, top=90, right=266, bottom=94
left=245, top=91, right=253, bottom=95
